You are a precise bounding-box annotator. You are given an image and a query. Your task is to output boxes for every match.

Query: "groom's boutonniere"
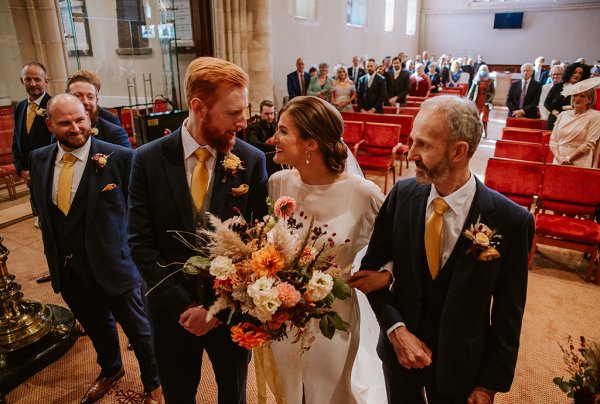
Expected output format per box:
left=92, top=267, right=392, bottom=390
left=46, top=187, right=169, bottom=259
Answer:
left=91, top=152, right=112, bottom=172
left=35, top=107, right=46, bottom=117
left=221, top=152, right=245, bottom=182
left=463, top=217, right=502, bottom=261
left=90, top=127, right=99, bottom=136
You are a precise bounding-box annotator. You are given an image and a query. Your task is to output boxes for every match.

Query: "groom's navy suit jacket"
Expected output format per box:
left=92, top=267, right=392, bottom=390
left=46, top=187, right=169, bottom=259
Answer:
left=361, top=177, right=534, bottom=398
left=30, top=138, right=139, bottom=296
left=128, top=128, right=268, bottom=318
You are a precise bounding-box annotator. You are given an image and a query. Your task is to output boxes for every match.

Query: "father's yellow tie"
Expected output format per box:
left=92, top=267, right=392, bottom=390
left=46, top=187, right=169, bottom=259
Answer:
left=57, top=153, right=77, bottom=215
left=191, top=148, right=211, bottom=210
left=26, top=103, right=37, bottom=133
left=424, top=197, right=449, bottom=280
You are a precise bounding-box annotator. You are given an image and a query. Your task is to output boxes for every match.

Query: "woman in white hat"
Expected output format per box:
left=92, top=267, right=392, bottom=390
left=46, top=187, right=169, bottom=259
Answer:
left=550, top=77, right=600, bottom=167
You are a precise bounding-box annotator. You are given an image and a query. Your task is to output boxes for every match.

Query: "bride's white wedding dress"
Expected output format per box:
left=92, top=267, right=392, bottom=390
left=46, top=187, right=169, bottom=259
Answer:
left=268, top=169, right=387, bottom=404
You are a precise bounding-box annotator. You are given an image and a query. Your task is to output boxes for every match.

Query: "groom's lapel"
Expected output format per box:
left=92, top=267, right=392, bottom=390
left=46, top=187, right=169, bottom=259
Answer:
left=409, top=185, right=430, bottom=298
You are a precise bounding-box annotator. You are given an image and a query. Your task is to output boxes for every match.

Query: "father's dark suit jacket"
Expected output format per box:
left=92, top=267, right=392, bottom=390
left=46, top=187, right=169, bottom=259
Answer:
left=357, top=73, right=387, bottom=113
left=506, top=79, right=542, bottom=119
left=385, top=69, right=411, bottom=105
left=12, top=93, right=53, bottom=174
left=30, top=138, right=139, bottom=296
left=287, top=70, right=311, bottom=100
left=361, top=178, right=534, bottom=398
left=96, top=117, right=131, bottom=149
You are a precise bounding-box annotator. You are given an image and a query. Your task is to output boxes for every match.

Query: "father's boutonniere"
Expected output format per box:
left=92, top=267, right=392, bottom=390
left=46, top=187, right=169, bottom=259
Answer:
left=221, top=152, right=245, bottom=182
left=35, top=107, right=46, bottom=117
left=90, top=127, right=99, bottom=136
left=463, top=217, right=502, bottom=261
left=91, top=152, right=112, bottom=172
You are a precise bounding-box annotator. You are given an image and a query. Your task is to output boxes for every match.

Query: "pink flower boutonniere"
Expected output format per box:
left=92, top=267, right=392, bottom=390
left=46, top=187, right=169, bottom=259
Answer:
left=91, top=152, right=112, bottom=172
left=221, top=152, right=245, bottom=182
left=463, top=217, right=502, bottom=261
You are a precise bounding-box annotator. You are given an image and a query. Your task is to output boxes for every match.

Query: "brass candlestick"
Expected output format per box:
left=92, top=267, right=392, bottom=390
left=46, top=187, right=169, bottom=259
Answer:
left=0, top=237, right=53, bottom=365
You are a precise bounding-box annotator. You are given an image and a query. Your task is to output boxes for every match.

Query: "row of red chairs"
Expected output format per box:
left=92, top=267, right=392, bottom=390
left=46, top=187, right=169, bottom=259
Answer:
left=506, top=117, right=548, bottom=130
left=343, top=121, right=404, bottom=194
left=484, top=157, right=600, bottom=283
left=0, top=108, right=19, bottom=200
left=501, top=127, right=551, bottom=144
left=494, top=139, right=554, bottom=164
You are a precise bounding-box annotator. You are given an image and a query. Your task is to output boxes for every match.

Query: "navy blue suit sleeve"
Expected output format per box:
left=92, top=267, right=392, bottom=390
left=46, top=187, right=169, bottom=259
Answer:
left=523, top=82, right=542, bottom=118
left=506, top=82, right=518, bottom=114
left=287, top=73, right=299, bottom=99
left=12, top=103, right=25, bottom=174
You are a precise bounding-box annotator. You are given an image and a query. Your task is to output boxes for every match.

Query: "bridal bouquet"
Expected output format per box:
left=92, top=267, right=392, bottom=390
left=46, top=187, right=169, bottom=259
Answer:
left=176, top=196, right=352, bottom=351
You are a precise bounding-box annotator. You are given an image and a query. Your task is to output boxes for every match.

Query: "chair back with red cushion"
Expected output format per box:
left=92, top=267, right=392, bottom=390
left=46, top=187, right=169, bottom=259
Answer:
left=354, top=112, right=385, bottom=124
left=340, top=111, right=355, bottom=121
left=406, top=100, right=422, bottom=107
left=342, top=121, right=363, bottom=148
left=501, top=127, right=550, bottom=144
left=484, top=157, right=544, bottom=208
left=494, top=140, right=546, bottom=163
left=0, top=129, right=13, bottom=165
left=407, top=96, right=426, bottom=102
left=398, top=107, right=420, bottom=117
left=362, top=123, right=401, bottom=154
left=383, top=106, right=398, bottom=115
left=506, top=117, right=547, bottom=130
left=538, top=165, right=600, bottom=217
left=595, top=88, right=600, bottom=111
left=379, top=114, right=414, bottom=142
left=352, top=104, right=359, bottom=112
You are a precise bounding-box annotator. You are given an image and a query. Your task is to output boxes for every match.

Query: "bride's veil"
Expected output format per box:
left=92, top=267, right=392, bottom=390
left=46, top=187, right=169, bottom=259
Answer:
left=344, top=141, right=364, bottom=178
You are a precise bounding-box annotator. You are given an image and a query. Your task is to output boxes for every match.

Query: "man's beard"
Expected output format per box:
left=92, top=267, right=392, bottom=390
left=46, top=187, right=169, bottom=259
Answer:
left=414, top=155, right=451, bottom=185
left=58, top=128, right=92, bottom=150
left=200, top=117, right=236, bottom=153
left=87, top=107, right=98, bottom=124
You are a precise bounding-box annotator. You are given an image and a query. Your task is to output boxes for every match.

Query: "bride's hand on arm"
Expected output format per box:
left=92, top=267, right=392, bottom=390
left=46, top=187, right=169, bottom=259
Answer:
left=348, top=270, right=392, bottom=294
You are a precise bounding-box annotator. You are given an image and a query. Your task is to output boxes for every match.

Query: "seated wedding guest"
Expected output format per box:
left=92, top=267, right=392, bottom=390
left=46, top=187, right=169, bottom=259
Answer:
left=70, top=69, right=121, bottom=126
left=539, top=65, right=564, bottom=120
left=331, top=65, right=356, bottom=112
left=386, top=57, right=411, bottom=107
left=550, top=78, right=600, bottom=167
left=467, top=64, right=495, bottom=137
left=357, top=59, right=387, bottom=114
left=287, top=57, right=311, bottom=100
left=66, top=72, right=131, bottom=148
left=447, top=59, right=462, bottom=88
left=409, top=63, right=431, bottom=98
left=355, top=95, right=533, bottom=403
left=30, top=94, right=162, bottom=404
left=269, top=95, right=386, bottom=404
left=247, top=100, right=276, bottom=152
left=506, top=63, right=542, bottom=119
left=427, top=62, right=441, bottom=94
left=544, top=62, right=590, bottom=130
left=307, top=62, right=333, bottom=103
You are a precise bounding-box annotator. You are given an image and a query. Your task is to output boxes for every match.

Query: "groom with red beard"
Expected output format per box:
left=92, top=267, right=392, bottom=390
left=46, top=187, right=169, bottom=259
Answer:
left=358, top=95, right=533, bottom=403
left=128, top=57, right=268, bottom=403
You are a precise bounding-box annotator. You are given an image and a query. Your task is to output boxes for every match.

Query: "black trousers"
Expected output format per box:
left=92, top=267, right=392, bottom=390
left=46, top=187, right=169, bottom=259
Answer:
left=147, top=296, right=250, bottom=404
left=60, top=271, right=160, bottom=392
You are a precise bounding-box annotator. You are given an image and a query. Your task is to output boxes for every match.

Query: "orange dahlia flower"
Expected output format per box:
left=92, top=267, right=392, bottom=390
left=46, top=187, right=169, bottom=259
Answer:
left=231, top=323, right=269, bottom=349
left=251, top=244, right=285, bottom=278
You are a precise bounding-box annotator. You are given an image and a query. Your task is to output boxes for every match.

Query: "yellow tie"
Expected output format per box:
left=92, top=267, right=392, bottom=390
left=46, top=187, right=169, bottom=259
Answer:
left=57, top=153, right=77, bottom=215
left=424, top=197, right=450, bottom=280
left=191, top=148, right=211, bottom=210
left=26, top=103, right=37, bottom=133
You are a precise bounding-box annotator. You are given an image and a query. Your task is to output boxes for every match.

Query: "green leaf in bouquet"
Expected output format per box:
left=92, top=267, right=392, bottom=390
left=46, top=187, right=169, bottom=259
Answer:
left=227, top=307, right=236, bottom=325
left=183, top=256, right=211, bottom=275
left=321, top=292, right=335, bottom=306
left=329, top=311, right=350, bottom=333
left=319, top=314, right=335, bottom=339
left=332, top=277, right=351, bottom=300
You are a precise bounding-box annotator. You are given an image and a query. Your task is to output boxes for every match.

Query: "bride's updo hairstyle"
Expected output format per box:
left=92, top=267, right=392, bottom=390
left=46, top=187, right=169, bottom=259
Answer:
left=278, top=96, right=348, bottom=174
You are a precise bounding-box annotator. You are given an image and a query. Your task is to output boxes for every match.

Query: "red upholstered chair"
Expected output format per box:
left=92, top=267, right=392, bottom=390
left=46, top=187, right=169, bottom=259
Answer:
left=352, top=104, right=359, bottom=112
left=494, top=140, right=546, bottom=163
left=501, top=127, right=550, bottom=144
left=595, top=88, right=600, bottom=111
left=383, top=106, right=398, bottom=115
left=354, top=112, right=385, bottom=123
left=340, top=111, right=355, bottom=121
left=529, top=164, right=600, bottom=283
left=506, top=117, right=547, bottom=130
left=484, top=157, right=544, bottom=209
left=342, top=121, right=364, bottom=151
left=407, top=96, right=426, bottom=102
left=398, top=107, right=420, bottom=117
left=354, top=123, right=402, bottom=194
left=406, top=100, right=422, bottom=107
left=380, top=114, right=413, bottom=168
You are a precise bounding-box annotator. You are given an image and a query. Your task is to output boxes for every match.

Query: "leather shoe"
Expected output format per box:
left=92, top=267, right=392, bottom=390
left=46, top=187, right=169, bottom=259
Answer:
left=80, top=367, right=125, bottom=403
left=142, top=386, right=163, bottom=404
left=35, top=273, right=51, bottom=283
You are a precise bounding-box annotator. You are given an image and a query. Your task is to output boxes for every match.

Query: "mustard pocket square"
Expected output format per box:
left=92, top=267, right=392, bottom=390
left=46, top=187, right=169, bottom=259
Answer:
left=231, top=184, right=249, bottom=196
left=101, top=183, right=117, bottom=192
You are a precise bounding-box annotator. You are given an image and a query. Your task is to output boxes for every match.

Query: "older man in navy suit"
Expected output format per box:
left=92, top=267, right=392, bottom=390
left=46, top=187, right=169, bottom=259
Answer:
left=30, top=94, right=162, bottom=404
left=352, top=96, right=533, bottom=403
left=128, top=57, right=268, bottom=403
left=506, top=63, right=542, bottom=119
left=287, top=57, right=311, bottom=100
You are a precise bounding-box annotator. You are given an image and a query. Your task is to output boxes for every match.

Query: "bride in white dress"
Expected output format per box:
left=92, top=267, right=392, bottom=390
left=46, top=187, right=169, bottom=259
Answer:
left=268, top=96, right=387, bottom=404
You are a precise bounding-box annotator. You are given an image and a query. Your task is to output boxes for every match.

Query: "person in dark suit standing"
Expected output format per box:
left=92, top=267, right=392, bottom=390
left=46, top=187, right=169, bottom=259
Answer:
left=385, top=57, right=411, bottom=107
left=66, top=73, right=131, bottom=149
left=30, top=94, right=162, bottom=404
left=287, top=58, right=311, bottom=100
left=506, top=63, right=543, bottom=119
left=12, top=62, right=54, bottom=220
left=351, top=95, right=533, bottom=403
left=128, top=57, right=268, bottom=404
left=357, top=58, right=387, bottom=114
left=348, top=55, right=366, bottom=85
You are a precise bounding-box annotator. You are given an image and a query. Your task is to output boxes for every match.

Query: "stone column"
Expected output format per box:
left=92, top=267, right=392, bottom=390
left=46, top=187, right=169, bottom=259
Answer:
left=9, top=0, right=69, bottom=95
left=212, top=0, right=273, bottom=113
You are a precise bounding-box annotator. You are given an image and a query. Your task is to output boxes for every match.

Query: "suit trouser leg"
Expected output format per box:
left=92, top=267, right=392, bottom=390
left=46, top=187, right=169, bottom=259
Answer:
left=60, top=273, right=122, bottom=377
left=104, top=284, right=160, bottom=392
